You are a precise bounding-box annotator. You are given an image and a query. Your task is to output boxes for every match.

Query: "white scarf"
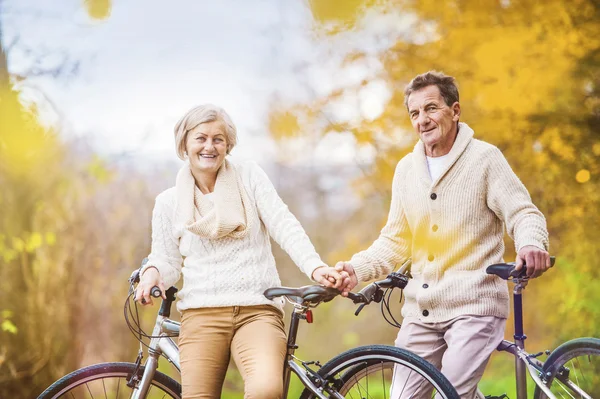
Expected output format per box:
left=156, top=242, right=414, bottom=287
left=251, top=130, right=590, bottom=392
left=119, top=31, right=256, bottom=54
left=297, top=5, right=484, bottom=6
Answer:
left=174, top=159, right=253, bottom=239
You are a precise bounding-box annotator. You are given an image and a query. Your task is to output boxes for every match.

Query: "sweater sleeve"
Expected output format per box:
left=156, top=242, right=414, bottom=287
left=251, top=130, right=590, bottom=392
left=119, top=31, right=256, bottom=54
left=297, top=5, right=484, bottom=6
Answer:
left=486, top=147, right=549, bottom=252
left=349, top=161, right=412, bottom=282
left=249, top=162, right=326, bottom=280
left=141, top=191, right=183, bottom=288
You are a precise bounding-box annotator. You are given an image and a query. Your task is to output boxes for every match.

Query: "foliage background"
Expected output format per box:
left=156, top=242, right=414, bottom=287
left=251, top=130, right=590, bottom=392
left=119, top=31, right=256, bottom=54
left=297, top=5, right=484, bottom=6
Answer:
left=1, top=0, right=598, bottom=397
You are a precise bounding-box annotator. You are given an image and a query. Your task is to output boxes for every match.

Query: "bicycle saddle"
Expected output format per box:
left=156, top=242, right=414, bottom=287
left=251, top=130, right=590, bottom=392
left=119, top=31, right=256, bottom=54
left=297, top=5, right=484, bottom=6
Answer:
left=486, top=257, right=555, bottom=280
left=264, top=285, right=339, bottom=304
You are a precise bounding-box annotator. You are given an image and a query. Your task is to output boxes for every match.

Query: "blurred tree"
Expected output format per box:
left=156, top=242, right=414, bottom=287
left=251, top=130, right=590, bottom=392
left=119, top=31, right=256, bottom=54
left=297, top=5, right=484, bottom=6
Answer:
left=0, top=1, right=150, bottom=398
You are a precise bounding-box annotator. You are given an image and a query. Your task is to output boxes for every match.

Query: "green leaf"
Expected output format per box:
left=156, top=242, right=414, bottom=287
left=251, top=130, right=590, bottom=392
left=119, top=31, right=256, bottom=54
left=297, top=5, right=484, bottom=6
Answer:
left=1, top=320, right=18, bottom=334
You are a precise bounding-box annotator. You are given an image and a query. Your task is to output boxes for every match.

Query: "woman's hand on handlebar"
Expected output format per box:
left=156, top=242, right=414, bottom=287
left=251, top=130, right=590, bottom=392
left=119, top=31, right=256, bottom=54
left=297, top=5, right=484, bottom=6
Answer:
left=334, top=262, right=358, bottom=296
left=134, top=267, right=167, bottom=306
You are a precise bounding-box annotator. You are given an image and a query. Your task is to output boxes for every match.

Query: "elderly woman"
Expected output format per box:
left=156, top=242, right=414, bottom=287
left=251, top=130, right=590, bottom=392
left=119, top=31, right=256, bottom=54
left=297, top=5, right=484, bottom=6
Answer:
left=135, top=104, right=341, bottom=399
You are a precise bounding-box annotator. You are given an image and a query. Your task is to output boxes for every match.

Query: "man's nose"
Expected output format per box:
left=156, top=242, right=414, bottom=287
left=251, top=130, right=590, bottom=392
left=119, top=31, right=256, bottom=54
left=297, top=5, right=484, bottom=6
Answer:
left=417, top=111, right=430, bottom=126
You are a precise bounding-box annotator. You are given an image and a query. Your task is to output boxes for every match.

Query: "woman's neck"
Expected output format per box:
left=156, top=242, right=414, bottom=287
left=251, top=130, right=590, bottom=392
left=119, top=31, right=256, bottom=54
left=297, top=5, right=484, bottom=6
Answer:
left=191, top=170, right=217, bottom=194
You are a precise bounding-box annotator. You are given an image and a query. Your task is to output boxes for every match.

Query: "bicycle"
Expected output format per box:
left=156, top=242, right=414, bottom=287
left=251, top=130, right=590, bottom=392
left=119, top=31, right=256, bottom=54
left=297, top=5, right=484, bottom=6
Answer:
left=38, top=260, right=459, bottom=399
left=476, top=257, right=599, bottom=399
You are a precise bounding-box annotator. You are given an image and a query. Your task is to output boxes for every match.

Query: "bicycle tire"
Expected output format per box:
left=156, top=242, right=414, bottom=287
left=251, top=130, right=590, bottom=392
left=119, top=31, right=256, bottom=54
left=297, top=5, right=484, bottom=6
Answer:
left=299, top=344, right=459, bottom=399
left=37, top=362, right=181, bottom=399
left=533, top=337, right=600, bottom=399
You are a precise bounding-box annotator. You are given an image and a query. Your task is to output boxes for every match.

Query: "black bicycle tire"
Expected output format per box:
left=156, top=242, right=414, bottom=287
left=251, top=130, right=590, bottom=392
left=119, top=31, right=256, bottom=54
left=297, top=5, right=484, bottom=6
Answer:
left=37, top=362, right=181, bottom=399
left=533, top=337, right=600, bottom=399
left=299, top=344, right=459, bottom=399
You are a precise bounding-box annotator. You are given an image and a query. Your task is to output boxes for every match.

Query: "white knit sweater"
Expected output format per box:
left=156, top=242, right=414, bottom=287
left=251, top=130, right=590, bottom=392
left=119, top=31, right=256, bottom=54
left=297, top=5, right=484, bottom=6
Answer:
left=143, top=161, right=326, bottom=312
left=350, top=123, right=549, bottom=322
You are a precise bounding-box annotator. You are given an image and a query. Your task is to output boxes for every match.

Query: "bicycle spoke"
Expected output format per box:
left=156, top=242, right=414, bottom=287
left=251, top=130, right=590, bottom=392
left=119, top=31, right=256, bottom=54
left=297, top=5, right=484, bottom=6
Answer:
left=366, top=361, right=369, bottom=396
left=102, top=378, right=107, bottom=399
left=353, top=364, right=365, bottom=398
left=116, top=377, right=120, bottom=399
left=573, top=356, right=589, bottom=386
left=408, top=374, right=428, bottom=398
left=381, top=361, right=387, bottom=399
left=86, top=382, right=95, bottom=399
left=554, top=379, right=577, bottom=399
left=352, top=375, right=374, bottom=399
left=398, top=369, right=412, bottom=398
left=570, top=359, right=581, bottom=391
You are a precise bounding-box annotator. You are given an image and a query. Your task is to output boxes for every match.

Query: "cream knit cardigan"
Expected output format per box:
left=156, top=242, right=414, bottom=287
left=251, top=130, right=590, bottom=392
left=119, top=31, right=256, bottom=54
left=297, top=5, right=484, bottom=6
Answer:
left=350, top=123, right=549, bottom=322
left=142, top=161, right=325, bottom=312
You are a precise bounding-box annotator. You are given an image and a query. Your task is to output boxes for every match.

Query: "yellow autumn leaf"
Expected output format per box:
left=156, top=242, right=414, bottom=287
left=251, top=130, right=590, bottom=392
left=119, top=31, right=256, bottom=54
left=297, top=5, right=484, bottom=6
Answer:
left=576, top=169, right=591, bottom=183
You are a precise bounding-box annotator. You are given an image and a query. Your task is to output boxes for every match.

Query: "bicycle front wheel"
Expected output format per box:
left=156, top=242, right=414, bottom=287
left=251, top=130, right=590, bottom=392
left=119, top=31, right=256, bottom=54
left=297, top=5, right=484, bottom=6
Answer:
left=534, top=337, right=600, bottom=399
left=300, top=345, right=459, bottom=399
left=37, top=362, right=181, bottom=399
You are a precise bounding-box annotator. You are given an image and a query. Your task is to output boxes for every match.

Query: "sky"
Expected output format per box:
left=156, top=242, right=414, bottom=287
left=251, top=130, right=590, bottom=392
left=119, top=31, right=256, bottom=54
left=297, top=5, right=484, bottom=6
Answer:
left=3, top=0, right=412, bottom=169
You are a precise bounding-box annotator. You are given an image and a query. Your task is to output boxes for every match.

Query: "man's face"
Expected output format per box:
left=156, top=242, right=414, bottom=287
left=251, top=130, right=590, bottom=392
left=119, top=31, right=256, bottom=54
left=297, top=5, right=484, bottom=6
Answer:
left=407, top=85, right=461, bottom=157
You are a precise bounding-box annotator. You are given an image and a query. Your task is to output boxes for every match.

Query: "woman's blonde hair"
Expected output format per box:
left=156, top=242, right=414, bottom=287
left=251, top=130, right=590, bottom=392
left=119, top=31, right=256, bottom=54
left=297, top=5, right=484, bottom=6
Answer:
left=173, top=104, right=238, bottom=160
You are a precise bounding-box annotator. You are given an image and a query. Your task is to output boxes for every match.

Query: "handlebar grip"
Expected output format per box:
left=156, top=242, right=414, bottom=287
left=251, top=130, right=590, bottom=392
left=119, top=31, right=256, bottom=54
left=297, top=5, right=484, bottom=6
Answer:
left=150, top=286, right=162, bottom=298
left=346, top=292, right=366, bottom=303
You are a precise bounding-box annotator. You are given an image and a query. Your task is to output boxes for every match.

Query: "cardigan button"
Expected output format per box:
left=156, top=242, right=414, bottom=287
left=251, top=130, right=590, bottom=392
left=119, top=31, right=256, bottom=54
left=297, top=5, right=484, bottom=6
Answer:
left=422, top=283, right=429, bottom=289
left=428, top=255, right=435, bottom=262
left=422, top=310, right=429, bottom=317
left=430, top=193, right=437, bottom=200
left=432, top=224, right=438, bottom=232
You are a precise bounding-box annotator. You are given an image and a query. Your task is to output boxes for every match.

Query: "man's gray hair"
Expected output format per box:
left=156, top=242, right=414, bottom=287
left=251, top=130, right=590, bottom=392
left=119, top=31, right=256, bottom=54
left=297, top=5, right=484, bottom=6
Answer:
left=404, top=71, right=459, bottom=108
left=173, top=104, right=238, bottom=160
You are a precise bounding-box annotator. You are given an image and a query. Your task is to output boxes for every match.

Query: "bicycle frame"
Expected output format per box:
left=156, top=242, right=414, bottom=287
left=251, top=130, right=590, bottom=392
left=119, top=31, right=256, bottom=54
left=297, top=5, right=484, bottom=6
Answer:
left=282, top=303, right=343, bottom=399
left=495, top=280, right=561, bottom=399
left=132, top=315, right=181, bottom=399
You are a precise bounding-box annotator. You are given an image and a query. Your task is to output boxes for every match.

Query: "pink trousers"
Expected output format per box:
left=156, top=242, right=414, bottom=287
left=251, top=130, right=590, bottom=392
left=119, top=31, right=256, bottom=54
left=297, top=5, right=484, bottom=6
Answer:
left=391, top=315, right=506, bottom=399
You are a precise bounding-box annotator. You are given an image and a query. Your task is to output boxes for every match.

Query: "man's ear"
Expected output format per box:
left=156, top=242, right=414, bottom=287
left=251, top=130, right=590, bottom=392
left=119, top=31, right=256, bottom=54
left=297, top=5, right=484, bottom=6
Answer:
left=452, top=102, right=461, bottom=122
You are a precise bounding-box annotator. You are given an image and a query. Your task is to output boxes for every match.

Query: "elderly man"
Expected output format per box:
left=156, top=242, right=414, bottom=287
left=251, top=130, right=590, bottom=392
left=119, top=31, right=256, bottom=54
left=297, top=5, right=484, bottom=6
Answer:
left=336, top=71, right=551, bottom=398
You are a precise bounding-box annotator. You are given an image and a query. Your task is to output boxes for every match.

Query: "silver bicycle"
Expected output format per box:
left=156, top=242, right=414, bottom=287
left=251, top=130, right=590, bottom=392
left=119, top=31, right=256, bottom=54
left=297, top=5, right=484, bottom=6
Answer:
left=38, top=260, right=459, bottom=399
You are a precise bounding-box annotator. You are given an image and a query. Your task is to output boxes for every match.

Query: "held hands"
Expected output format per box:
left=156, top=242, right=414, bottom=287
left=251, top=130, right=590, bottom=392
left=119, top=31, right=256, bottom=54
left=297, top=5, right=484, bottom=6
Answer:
left=134, top=267, right=167, bottom=306
left=515, top=245, right=552, bottom=279
left=334, top=262, right=358, bottom=296
left=311, top=266, right=348, bottom=290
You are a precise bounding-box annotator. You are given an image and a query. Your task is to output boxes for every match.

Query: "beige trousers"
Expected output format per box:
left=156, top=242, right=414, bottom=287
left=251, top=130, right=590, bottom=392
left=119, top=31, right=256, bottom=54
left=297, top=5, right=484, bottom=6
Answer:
left=391, top=315, right=506, bottom=399
left=179, top=305, right=287, bottom=399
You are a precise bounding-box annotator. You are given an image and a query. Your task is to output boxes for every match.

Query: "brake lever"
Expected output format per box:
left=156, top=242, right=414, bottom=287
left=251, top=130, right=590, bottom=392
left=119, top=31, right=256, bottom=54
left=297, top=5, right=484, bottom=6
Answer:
left=355, top=303, right=367, bottom=316
left=129, top=269, right=140, bottom=284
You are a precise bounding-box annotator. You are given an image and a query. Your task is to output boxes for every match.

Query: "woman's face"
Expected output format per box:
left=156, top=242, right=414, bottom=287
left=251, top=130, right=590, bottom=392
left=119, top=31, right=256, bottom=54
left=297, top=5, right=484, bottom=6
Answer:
left=185, top=120, right=228, bottom=175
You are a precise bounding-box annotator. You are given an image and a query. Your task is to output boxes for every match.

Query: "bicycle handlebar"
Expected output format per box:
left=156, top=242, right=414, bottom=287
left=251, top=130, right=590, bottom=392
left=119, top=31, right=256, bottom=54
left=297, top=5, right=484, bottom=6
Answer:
left=342, top=271, right=410, bottom=315
left=150, top=286, right=162, bottom=298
